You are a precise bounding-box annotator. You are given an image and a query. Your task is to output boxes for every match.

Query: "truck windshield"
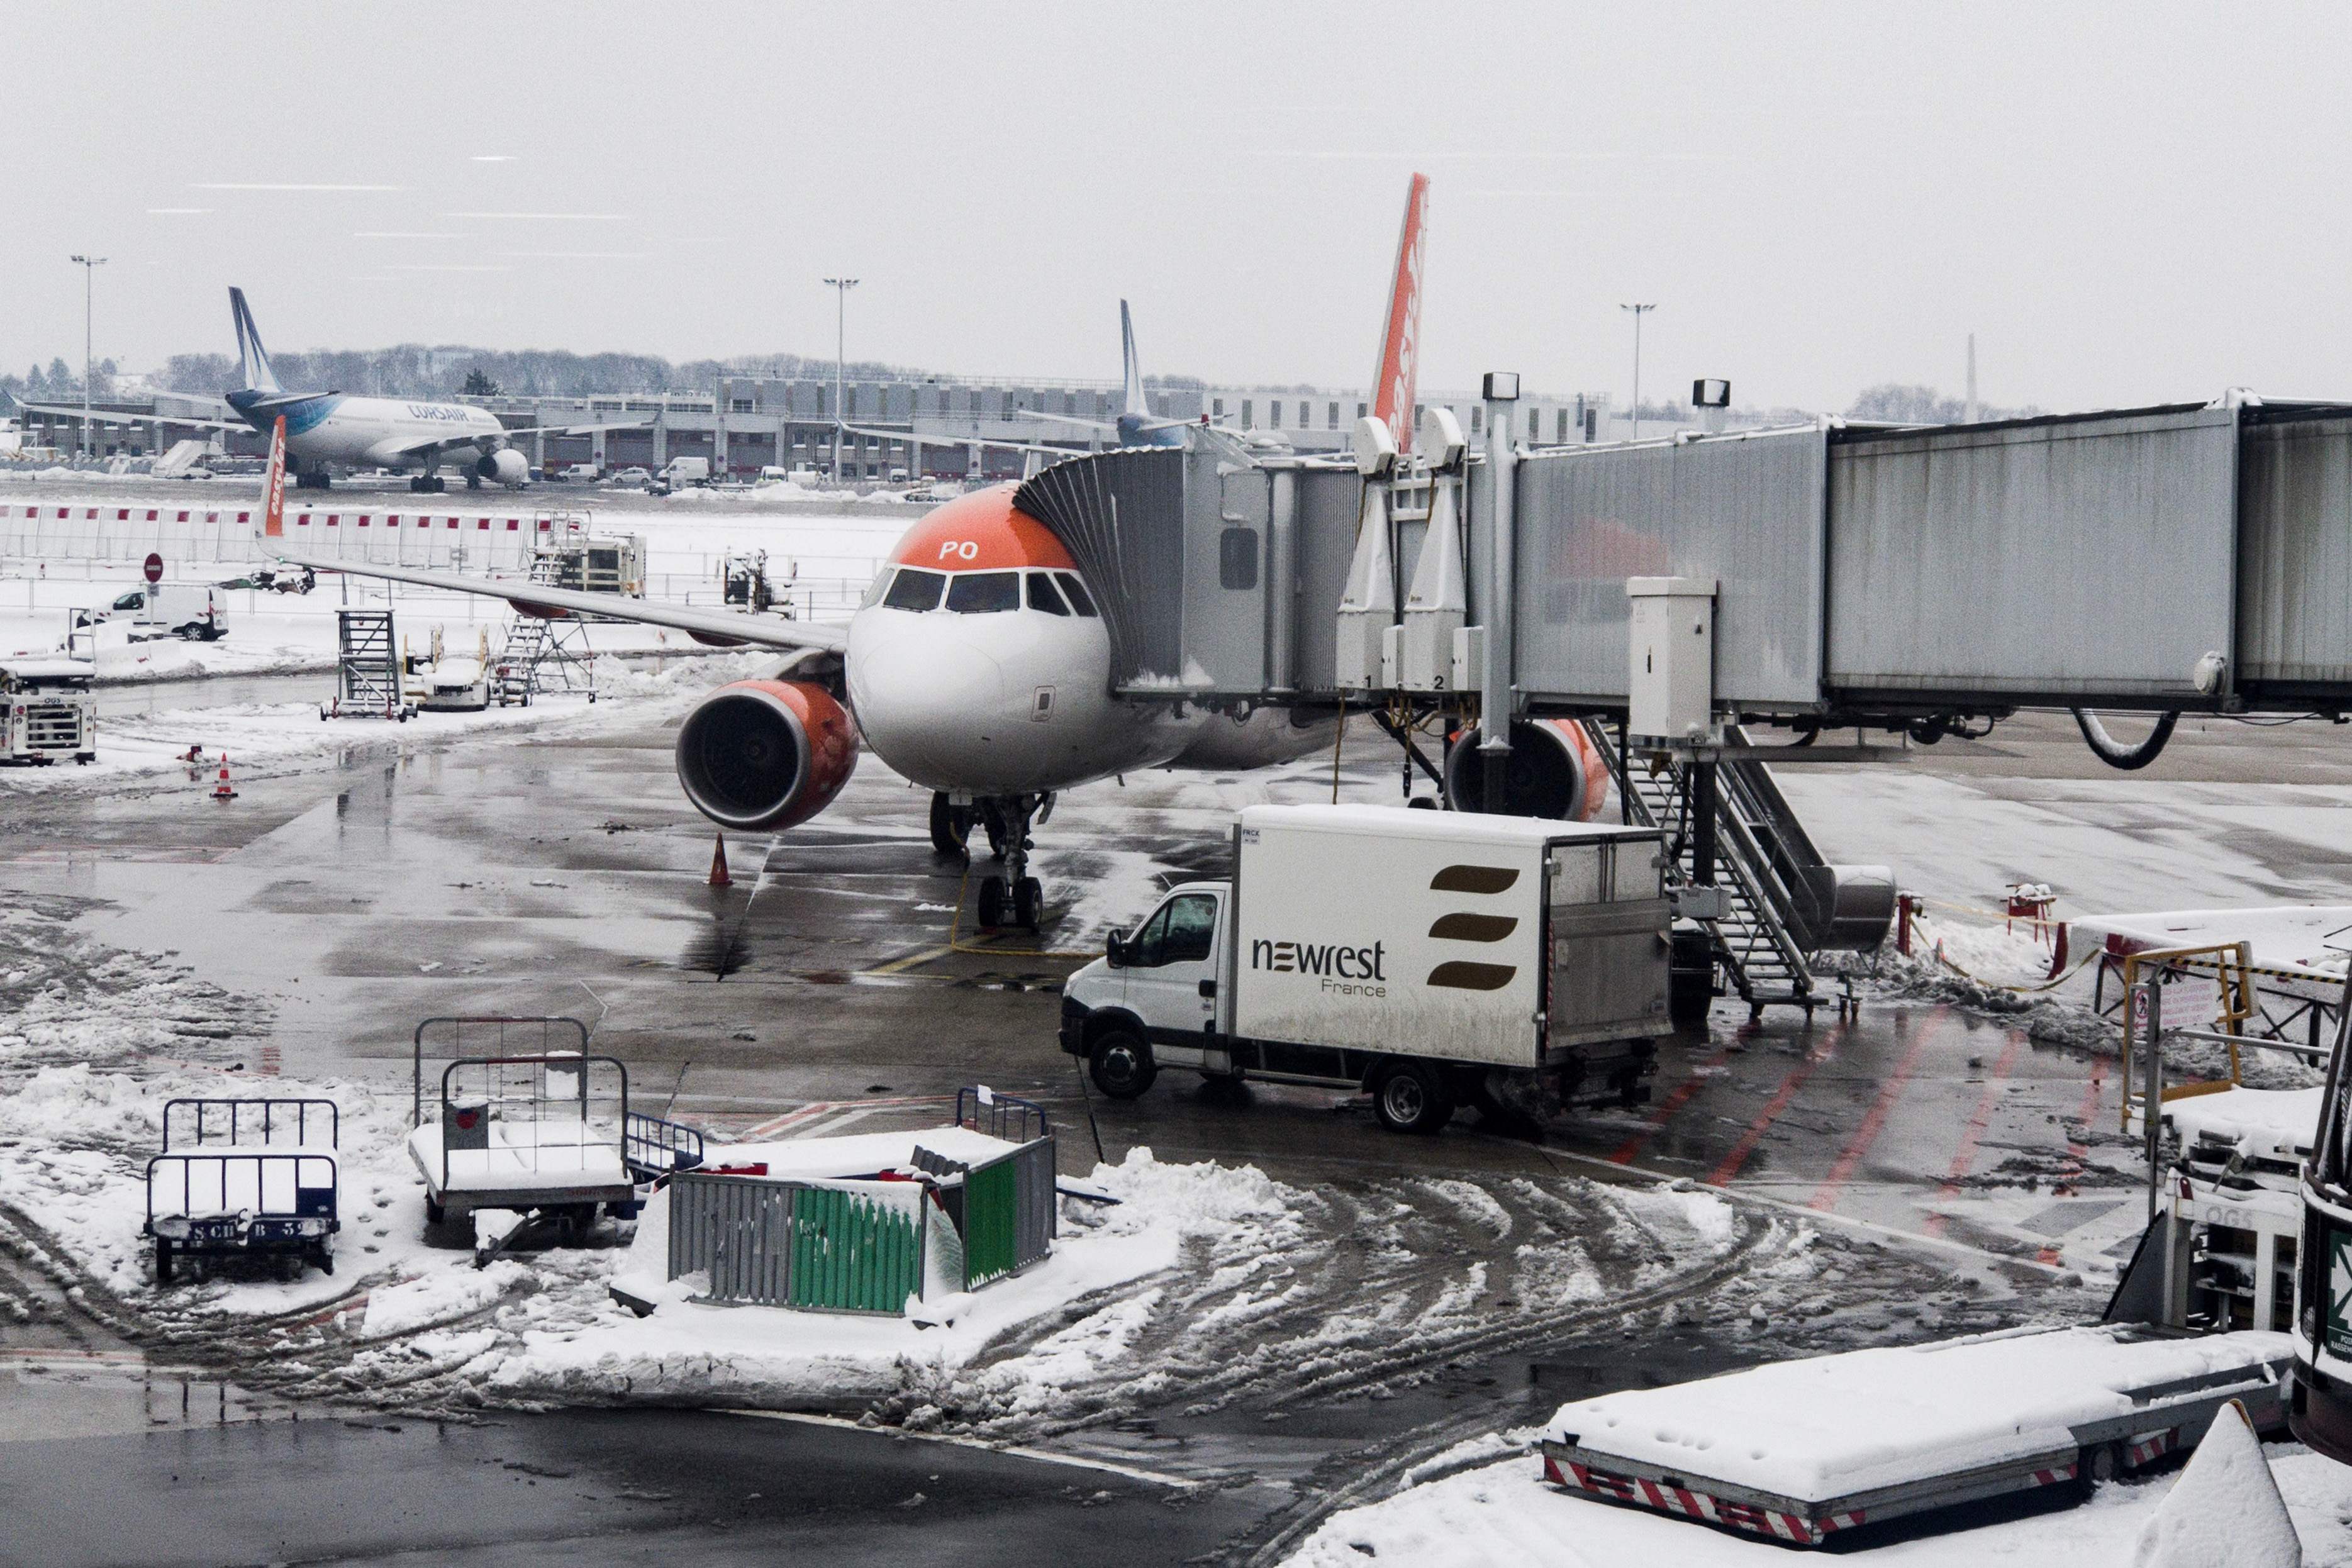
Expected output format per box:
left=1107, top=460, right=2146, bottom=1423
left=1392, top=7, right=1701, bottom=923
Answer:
left=1134, top=894, right=1216, bottom=966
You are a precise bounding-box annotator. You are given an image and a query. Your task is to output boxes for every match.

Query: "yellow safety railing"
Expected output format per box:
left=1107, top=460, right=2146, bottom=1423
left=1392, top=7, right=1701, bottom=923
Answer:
left=2119, top=940, right=2256, bottom=1132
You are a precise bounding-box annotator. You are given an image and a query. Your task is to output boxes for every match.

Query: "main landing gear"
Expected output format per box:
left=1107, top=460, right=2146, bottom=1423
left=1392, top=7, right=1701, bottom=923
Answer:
left=930, top=790, right=1051, bottom=931
left=408, top=473, right=447, bottom=494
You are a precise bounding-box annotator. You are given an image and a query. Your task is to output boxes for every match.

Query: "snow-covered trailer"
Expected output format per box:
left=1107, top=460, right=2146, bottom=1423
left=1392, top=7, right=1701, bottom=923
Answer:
left=405, top=1020, right=703, bottom=1262
left=143, top=1098, right=340, bottom=1283
left=1541, top=1325, right=2290, bottom=1548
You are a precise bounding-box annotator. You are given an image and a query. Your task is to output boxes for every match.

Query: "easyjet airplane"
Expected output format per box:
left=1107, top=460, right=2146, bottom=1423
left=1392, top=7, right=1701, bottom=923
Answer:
left=252, top=174, right=1518, bottom=931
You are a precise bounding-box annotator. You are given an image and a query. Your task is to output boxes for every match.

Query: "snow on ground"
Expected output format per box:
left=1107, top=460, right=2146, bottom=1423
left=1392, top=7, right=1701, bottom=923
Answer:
left=0, top=647, right=776, bottom=792
left=1275, top=1442, right=2352, bottom=1567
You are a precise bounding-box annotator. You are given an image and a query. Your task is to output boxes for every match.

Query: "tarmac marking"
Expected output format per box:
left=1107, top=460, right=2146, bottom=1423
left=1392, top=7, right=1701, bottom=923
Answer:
left=721, top=1408, right=1205, bottom=1489
left=861, top=944, right=957, bottom=977
left=2034, top=1055, right=2110, bottom=1264
left=1606, top=1041, right=1739, bottom=1166
left=1920, top=1031, right=2030, bottom=1238
left=1805, top=1008, right=1946, bottom=1212
left=734, top=1095, right=954, bottom=1142
left=1705, top=1031, right=1844, bottom=1188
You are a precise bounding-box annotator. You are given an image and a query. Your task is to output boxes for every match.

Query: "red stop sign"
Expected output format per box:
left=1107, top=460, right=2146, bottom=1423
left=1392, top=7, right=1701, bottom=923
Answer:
left=143, top=552, right=164, bottom=584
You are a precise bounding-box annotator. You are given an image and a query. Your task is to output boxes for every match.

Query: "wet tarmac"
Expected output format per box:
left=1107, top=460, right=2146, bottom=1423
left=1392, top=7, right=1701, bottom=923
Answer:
left=2, top=705, right=2345, bottom=1562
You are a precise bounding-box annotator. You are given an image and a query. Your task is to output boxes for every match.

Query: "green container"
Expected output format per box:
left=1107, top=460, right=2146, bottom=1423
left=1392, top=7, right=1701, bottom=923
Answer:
left=786, top=1187, right=920, bottom=1313
left=962, top=1157, right=1020, bottom=1288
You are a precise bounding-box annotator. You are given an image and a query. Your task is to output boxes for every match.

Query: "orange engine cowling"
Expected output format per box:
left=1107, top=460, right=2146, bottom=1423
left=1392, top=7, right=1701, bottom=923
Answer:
left=673, top=679, right=859, bottom=831
left=1441, top=718, right=1609, bottom=822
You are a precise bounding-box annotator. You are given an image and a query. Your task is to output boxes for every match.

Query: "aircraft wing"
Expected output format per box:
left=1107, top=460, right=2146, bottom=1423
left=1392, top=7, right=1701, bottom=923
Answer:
left=489, top=416, right=649, bottom=439
left=265, top=545, right=850, bottom=655
left=1013, top=409, right=1198, bottom=435
left=15, top=399, right=246, bottom=432
left=835, top=418, right=1094, bottom=459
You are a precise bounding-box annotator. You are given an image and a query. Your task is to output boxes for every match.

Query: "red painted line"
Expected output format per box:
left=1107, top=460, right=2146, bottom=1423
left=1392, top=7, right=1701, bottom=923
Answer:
left=1920, top=1031, right=2028, bottom=1237
left=1807, top=1011, right=1946, bottom=1211
left=2033, top=1054, right=2109, bottom=1263
left=1607, top=1042, right=1737, bottom=1165
left=1707, top=1032, right=1842, bottom=1188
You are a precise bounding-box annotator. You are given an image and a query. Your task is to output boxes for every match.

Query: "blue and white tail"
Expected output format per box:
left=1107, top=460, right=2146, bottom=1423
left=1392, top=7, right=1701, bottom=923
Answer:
left=230, top=287, right=281, bottom=394
left=1119, top=299, right=1148, bottom=419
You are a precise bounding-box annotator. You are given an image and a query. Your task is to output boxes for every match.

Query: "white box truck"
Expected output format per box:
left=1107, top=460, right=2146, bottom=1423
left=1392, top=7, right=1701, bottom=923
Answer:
left=1059, top=804, right=1671, bottom=1133
left=652, top=457, right=711, bottom=494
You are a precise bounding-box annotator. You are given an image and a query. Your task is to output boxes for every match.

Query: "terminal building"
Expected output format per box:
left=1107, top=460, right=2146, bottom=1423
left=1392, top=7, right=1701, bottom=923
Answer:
left=6, top=373, right=1616, bottom=482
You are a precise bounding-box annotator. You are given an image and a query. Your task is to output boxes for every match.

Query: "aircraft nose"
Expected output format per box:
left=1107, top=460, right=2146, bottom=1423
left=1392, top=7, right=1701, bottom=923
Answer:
left=849, top=628, right=1010, bottom=777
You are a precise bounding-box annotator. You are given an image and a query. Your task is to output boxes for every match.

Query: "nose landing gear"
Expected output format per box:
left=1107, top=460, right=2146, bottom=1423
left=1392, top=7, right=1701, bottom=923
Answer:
left=958, top=791, right=1052, bottom=931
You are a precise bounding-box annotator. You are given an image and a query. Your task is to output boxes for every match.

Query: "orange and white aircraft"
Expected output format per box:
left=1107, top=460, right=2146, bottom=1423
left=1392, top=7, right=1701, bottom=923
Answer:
left=257, top=174, right=1449, bottom=930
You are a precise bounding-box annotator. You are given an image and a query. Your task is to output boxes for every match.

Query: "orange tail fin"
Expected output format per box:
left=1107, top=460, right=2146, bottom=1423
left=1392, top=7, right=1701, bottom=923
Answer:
left=1370, top=172, right=1430, bottom=453
left=262, top=414, right=286, bottom=538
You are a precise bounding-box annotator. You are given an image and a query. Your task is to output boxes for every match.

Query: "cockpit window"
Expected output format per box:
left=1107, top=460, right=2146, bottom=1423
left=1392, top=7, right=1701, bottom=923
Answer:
left=1026, top=572, right=1071, bottom=616
left=945, top=570, right=1021, bottom=614
left=882, top=569, right=946, bottom=611
left=1057, top=573, right=1098, bottom=617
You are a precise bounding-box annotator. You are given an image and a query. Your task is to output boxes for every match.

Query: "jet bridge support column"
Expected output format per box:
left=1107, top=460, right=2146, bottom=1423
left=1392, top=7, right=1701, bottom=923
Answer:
left=1266, top=467, right=1298, bottom=692
left=1479, top=373, right=1520, bottom=813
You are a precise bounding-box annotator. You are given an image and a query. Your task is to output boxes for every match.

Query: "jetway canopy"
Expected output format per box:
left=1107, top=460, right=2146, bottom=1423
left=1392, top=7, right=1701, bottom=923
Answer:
left=1019, top=398, right=2352, bottom=718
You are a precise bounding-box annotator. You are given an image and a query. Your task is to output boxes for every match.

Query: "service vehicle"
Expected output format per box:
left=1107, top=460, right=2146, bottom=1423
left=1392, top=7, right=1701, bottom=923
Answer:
left=611, top=465, right=652, bottom=486
left=651, top=456, right=711, bottom=494
left=103, top=583, right=229, bottom=640
left=1060, top=804, right=1670, bottom=1132
left=759, top=465, right=793, bottom=483
left=1542, top=1324, right=2291, bottom=1549
left=0, top=657, right=96, bottom=765
left=562, top=462, right=602, bottom=482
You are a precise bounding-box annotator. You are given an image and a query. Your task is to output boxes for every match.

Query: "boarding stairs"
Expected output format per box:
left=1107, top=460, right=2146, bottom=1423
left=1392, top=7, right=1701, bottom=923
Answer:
left=493, top=552, right=596, bottom=704
left=1586, top=719, right=1820, bottom=1017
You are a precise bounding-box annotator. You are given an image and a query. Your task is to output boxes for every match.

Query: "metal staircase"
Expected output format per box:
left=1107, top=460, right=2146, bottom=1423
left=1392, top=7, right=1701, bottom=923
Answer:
left=493, top=551, right=598, bottom=704
left=325, top=609, right=410, bottom=721
left=1585, top=719, right=1821, bottom=1017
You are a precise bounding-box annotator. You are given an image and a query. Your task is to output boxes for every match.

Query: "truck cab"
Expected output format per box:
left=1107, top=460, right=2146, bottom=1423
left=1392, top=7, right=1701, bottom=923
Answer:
left=1061, top=881, right=1232, bottom=1095
left=0, top=658, right=97, bottom=765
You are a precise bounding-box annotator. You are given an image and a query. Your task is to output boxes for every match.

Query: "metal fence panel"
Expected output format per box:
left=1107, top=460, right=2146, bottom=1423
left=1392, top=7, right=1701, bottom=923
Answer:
left=1513, top=428, right=1829, bottom=708
left=962, top=1155, right=1020, bottom=1287
left=788, top=1186, right=921, bottom=1313
left=2239, top=416, right=2352, bottom=691
left=668, top=1172, right=795, bottom=1306
left=1826, top=407, right=2240, bottom=697
left=1012, top=1135, right=1057, bottom=1274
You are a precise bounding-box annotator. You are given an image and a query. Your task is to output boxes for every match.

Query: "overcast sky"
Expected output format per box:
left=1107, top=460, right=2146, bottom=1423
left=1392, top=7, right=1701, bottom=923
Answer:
left=12, top=2, right=2352, bottom=411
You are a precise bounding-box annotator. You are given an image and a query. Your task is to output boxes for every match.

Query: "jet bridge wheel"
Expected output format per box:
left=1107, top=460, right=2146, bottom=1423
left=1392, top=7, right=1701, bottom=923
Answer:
left=929, top=792, right=973, bottom=857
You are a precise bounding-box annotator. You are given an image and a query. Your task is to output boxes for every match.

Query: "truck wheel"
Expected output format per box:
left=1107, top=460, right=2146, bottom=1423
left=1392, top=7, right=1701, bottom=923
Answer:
left=1373, top=1062, right=1455, bottom=1135
left=2080, top=1440, right=2124, bottom=1493
left=1089, top=1031, right=1156, bottom=1099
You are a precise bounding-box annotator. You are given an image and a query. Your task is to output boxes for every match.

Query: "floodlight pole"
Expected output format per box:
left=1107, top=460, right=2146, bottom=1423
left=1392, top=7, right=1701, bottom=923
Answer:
left=823, top=277, right=859, bottom=483
left=1620, top=303, right=1655, bottom=440
left=70, top=254, right=107, bottom=460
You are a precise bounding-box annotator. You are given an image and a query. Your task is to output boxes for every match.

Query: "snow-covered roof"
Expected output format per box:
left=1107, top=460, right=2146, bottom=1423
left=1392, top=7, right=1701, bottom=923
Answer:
left=707, top=1124, right=1025, bottom=1181
left=2075, top=905, right=2352, bottom=987
left=1546, top=1325, right=2290, bottom=1503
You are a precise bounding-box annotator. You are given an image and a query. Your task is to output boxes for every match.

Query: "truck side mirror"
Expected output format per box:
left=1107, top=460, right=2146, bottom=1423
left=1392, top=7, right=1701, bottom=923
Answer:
left=1105, top=935, right=1127, bottom=969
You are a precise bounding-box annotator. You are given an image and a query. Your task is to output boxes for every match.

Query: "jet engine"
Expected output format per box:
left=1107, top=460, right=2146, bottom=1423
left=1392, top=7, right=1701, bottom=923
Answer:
left=674, top=679, right=859, bottom=831
left=476, top=448, right=531, bottom=487
left=1442, top=718, right=1608, bottom=821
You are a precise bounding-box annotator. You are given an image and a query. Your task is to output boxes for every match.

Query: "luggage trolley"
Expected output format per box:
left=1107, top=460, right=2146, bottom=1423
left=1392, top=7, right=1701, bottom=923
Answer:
left=143, top=1098, right=340, bottom=1284
left=406, top=1016, right=705, bottom=1264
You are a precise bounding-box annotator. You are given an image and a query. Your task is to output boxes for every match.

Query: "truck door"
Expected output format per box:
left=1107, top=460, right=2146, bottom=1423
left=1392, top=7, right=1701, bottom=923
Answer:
left=1122, top=890, right=1223, bottom=1067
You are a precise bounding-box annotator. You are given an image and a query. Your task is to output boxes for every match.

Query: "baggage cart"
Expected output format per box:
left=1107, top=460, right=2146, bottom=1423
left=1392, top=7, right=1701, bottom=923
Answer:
left=143, top=1098, right=340, bottom=1284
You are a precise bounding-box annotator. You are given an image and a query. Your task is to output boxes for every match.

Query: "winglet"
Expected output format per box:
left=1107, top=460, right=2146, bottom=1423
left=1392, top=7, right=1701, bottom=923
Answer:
left=262, top=414, right=287, bottom=539
left=230, top=286, right=281, bottom=394
left=1369, top=173, right=1430, bottom=453
left=1120, top=299, right=1149, bottom=418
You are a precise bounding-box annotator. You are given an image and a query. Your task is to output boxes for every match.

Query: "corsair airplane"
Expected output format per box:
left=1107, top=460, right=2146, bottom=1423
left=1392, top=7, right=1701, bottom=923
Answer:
left=250, top=174, right=1557, bottom=933
left=25, top=288, right=637, bottom=493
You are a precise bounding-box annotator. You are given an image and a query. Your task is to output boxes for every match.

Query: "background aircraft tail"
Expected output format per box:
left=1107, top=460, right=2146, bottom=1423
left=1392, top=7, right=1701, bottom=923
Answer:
left=1120, top=299, right=1148, bottom=418
left=1369, top=173, right=1430, bottom=452
left=230, top=287, right=281, bottom=394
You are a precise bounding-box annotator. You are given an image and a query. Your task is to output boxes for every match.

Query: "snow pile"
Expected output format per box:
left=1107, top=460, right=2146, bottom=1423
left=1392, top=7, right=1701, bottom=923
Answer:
left=479, top=1145, right=1310, bottom=1412
left=363, top=1260, right=531, bottom=1339
left=2133, top=1400, right=2301, bottom=1567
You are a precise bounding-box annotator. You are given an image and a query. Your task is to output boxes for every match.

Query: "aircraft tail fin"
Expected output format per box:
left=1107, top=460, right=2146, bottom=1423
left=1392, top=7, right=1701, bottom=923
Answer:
left=1120, top=299, right=1149, bottom=418
left=261, top=415, right=287, bottom=540
left=230, top=287, right=281, bottom=394
left=1369, top=173, right=1430, bottom=453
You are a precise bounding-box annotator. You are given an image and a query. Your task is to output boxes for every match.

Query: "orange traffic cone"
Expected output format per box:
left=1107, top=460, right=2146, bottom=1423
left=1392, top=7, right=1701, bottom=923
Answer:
left=708, top=833, right=731, bottom=887
left=211, top=755, right=237, bottom=801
